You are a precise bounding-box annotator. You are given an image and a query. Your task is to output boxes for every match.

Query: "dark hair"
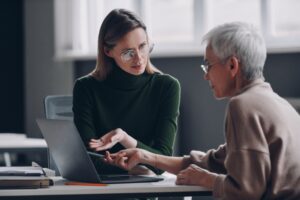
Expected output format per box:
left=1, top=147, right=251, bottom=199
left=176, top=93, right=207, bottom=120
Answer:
left=91, top=9, right=160, bottom=80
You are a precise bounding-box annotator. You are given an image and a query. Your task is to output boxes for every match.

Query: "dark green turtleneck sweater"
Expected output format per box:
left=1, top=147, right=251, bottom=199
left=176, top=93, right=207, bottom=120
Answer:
left=73, top=66, right=181, bottom=174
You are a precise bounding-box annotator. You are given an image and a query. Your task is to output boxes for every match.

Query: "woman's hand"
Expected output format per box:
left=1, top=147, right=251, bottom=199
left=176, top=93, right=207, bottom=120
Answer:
left=89, top=128, right=137, bottom=151
left=176, top=164, right=217, bottom=189
left=89, top=128, right=126, bottom=151
left=105, top=148, right=149, bottom=171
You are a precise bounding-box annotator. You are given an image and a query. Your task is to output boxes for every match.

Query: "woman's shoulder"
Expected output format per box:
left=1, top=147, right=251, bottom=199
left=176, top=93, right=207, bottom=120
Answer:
left=75, top=74, right=95, bottom=83
left=74, top=75, right=102, bottom=92
left=151, top=73, right=181, bottom=95
left=152, top=73, right=180, bottom=86
left=75, top=74, right=103, bottom=86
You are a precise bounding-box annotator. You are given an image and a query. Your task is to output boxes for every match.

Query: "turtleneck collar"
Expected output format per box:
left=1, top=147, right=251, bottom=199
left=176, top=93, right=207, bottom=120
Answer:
left=104, top=65, right=152, bottom=90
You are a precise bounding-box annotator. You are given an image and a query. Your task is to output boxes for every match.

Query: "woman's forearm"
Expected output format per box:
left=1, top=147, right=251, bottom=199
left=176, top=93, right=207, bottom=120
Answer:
left=119, top=130, right=137, bottom=148
left=141, top=151, right=189, bottom=174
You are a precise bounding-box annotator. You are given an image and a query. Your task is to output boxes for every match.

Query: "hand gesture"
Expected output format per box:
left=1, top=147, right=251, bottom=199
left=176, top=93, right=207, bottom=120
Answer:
left=105, top=148, right=145, bottom=170
left=89, top=128, right=125, bottom=151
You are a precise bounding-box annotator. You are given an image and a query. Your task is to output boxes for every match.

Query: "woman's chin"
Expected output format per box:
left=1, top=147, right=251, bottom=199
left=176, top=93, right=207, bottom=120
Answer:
left=130, top=66, right=145, bottom=75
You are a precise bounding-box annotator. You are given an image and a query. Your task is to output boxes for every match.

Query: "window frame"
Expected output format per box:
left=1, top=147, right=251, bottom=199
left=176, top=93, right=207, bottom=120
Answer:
left=54, top=0, right=300, bottom=61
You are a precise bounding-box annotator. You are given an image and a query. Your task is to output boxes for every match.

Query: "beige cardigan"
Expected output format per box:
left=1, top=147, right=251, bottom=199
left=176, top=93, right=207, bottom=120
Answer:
left=185, top=79, right=300, bottom=200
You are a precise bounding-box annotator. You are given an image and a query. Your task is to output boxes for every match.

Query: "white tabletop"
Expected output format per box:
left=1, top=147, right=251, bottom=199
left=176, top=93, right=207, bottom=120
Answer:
left=0, top=135, right=211, bottom=198
left=0, top=175, right=212, bottom=198
left=0, top=133, right=47, bottom=150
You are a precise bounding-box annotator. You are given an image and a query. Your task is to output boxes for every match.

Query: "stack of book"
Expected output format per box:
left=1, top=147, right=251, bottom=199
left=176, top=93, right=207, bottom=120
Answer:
left=0, top=166, right=53, bottom=189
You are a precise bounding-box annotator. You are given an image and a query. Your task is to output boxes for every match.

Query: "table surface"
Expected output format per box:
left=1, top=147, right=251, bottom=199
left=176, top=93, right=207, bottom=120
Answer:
left=0, top=175, right=212, bottom=199
left=0, top=135, right=212, bottom=199
left=0, top=134, right=47, bottom=150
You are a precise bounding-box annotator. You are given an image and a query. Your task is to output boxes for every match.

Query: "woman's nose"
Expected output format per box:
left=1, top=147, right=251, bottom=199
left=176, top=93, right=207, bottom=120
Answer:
left=133, top=51, right=143, bottom=63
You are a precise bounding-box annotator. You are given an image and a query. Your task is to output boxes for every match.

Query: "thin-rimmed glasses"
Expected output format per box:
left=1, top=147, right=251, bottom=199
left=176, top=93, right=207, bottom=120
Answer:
left=120, top=43, right=154, bottom=63
left=201, top=61, right=222, bottom=74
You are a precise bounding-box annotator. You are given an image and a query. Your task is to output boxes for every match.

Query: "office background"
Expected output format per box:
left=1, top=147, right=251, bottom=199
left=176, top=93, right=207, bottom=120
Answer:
left=1, top=0, right=300, bottom=164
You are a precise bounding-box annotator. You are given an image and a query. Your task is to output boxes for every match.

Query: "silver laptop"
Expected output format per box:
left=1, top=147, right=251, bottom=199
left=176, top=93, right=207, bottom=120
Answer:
left=36, top=118, right=163, bottom=184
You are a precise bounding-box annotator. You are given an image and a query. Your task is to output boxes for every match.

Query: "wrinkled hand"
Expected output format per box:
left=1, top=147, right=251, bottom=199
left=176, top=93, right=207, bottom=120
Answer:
left=89, top=128, right=125, bottom=151
left=176, top=164, right=217, bottom=189
left=105, top=148, right=145, bottom=171
left=190, top=150, right=206, bottom=160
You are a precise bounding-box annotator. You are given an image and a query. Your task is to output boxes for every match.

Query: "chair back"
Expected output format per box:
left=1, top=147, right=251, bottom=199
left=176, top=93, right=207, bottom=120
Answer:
left=44, top=95, right=73, bottom=120
left=44, top=95, right=73, bottom=175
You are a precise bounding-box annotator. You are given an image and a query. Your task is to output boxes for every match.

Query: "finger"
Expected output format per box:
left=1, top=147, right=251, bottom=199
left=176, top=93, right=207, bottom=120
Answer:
left=108, top=152, right=120, bottom=159
left=94, top=142, right=115, bottom=151
left=176, top=172, right=188, bottom=184
left=91, top=139, right=104, bottom=145
left=126, top=156, right=139, bottom=169
left=89, top=139, right=104, bottom=147
left=109, top=150, right=126, bottom=159
left=177, top=169, right=187, bottom=176
left=175, top=176, right=185, bottom=185
left=114, top=152, right=127, bottom=163
left=116, top=157, right=129, bottom=169
left=105, top=151, right=114, bottom=164
left=113, top=155, right=125, bottom=167
left=95, top=143, right=113, bottom=151
left=113, top=152, right=127, bottom=164
left=90, top=139, right=100, bottom=142
left=105, top=151, right=120, bottom=164
left=190, top=163, right=200, bottom=169
left=89, top=142, right=103, bottom=148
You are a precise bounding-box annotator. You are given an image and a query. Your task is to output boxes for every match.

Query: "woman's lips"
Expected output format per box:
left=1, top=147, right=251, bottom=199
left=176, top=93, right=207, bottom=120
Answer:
left=132, top=65, right=142, bottom=69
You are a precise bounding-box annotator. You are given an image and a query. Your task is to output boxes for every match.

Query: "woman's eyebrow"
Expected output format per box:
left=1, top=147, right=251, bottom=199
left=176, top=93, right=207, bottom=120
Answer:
left=121, top=48, right=133, bottom=53
left=121, top=42, right=147, bottom=53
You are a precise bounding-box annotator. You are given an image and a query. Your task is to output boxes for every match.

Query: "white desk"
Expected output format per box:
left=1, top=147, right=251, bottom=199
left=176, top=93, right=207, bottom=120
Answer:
left=0, top=175, right=212, bottom=199
left=0, top=135, right=212, bottom=199
left=0, top=134, right=47, bottom=166
left=0, top=134, right=47, bottom=150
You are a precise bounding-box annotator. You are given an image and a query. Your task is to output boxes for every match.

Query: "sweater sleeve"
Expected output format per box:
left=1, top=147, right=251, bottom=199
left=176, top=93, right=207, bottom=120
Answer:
left=213, top=99, right=271, bottom=200
left=190, top=145, right=227, bottom=174
left=136, top=76, right=181, bottom=173
left=72, top=79, right=96, bottom=146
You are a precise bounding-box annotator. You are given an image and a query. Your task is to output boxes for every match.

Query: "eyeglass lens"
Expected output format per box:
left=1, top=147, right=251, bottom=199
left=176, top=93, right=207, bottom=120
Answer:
left=121, top=44, right=152, bottom=62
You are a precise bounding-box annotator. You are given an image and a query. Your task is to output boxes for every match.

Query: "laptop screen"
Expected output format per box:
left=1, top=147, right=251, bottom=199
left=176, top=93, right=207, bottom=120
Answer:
left=36, top=119, right=163, bottom=184
left=37, top=118, right=102, bottom=183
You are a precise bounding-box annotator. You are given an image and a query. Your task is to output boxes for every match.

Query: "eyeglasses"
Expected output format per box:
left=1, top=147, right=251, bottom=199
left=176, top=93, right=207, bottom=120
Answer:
left=201, top=61, right=222, bottom=74
left=120, top=43, right=154, bottom=63
left=201, top=56, right=237, bottom=74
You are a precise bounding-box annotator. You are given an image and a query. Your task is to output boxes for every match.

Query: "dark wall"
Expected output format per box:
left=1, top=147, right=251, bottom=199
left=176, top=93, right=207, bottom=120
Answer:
left=152, top=57, right=227, bottom=154
left=264, top=53, right=300, bottom=97
left=75, top=52, right=300, bottom=155
left=0, top=0, right=24, bottom=133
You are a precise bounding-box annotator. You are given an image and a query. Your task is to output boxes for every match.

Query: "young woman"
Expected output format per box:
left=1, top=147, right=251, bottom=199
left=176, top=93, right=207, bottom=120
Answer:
left=73, top=9, right=181, bottom=175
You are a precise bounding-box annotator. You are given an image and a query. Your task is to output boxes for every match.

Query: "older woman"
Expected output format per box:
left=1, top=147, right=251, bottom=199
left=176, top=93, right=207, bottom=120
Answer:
left=106, top=22, right=300, bottom=199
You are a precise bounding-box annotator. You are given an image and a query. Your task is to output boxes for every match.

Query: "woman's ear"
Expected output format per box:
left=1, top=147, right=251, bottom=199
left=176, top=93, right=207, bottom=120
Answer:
left=229, top=56, right=240, bottom=77
left=104, top=47, right=113, bottom=58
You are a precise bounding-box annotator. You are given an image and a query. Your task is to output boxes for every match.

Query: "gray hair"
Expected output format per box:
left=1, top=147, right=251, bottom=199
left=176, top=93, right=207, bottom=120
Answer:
left=202, top=22, right=267, bottom=81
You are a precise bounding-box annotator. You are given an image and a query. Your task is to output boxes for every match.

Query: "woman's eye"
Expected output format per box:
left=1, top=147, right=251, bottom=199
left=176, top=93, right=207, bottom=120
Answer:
left=139, top=43, right=147, bottom=50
